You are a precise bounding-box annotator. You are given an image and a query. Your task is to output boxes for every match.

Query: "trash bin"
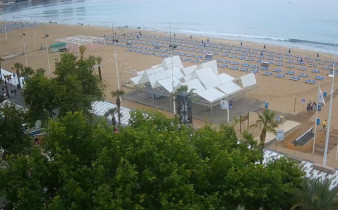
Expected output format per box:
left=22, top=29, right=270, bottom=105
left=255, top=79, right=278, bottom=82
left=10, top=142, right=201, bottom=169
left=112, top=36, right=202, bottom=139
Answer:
left=323, top=91, right=327, bottom=97
left=318, top=104, right=322, bottom=111
left=265, top=101, right=269, bottom=108
left=316, top=118, right=320, bottom=125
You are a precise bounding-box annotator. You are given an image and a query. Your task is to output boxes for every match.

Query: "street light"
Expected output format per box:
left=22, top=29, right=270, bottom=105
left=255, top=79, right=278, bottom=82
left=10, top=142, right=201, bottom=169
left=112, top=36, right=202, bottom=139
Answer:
left=43, top=34, right=51, bottom=75
left=323, top=56, right=335, bottom=166
left=21, top=32, right=28, bottom=67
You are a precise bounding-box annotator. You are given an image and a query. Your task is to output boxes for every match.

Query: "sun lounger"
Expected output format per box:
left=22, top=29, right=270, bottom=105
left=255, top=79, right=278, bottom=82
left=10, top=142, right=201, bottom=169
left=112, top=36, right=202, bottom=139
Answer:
left=286, top=71, right=295, bottom=75
left=315, top=76, right=325, bottom=80
left=263, top=72, right=273, bottom=76
left=276, top=73, right=285, bottom=78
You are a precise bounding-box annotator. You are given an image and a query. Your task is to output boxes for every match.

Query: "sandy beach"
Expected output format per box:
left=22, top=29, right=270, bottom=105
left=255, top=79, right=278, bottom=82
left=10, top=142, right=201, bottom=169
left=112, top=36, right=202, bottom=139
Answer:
left=0, top=22, right=337, bottom=130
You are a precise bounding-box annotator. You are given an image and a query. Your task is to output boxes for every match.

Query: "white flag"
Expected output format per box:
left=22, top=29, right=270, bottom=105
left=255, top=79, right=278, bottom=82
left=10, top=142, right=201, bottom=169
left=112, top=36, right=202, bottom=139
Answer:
left=318, top=87, right=326, bottom=105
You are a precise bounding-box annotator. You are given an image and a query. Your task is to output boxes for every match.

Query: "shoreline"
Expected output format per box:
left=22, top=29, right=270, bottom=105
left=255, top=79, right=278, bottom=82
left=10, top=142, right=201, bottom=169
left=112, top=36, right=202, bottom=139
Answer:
left=1, top=20, right=337, bottom=55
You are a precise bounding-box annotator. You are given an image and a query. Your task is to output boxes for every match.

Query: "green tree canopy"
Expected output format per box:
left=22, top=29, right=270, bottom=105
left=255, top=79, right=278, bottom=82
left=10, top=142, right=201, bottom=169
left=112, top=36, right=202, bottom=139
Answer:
left=0, top=103, right=32, bottom=156
left=0, top=111, right=305, bottom=209
left=23, top=52, right=104, bottom=122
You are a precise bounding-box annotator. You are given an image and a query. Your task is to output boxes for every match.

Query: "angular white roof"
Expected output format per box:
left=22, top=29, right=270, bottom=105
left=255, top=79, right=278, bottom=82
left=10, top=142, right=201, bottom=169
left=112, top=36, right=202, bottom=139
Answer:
left=182, top=65, right=197, bottom=76
left=241, top=73, right=257, bottom=88
left=165, top=67, right=184, bottom=80
left=217, top=82, right=242, bottom=96
left=146, top=67, right=168, bottom=88
left=192, top=67, right=221, bottom=89
left=161, top=55, right=184, bottom=70
left=181, top=79, right=206, bottom=93
left=196, top=88, right=226, bottom=103
left=196, top=60, right=218, bottom=75
left=218, top=73, right=235, bottom=84
left=155, top=77, right=181, bottom=93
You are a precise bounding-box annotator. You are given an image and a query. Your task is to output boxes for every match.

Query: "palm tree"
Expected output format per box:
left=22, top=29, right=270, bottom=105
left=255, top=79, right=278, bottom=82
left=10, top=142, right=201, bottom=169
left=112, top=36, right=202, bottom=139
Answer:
left=104, top=107, right=117, bottom=131
left=3, top=74, right=11, bottom=99
left=79, top=45, right=87, bottom=60
left=96, top=56, right=102, bottom=81
left=13, top=63, right=23, bottom=89
left=21, top=66, right=34, bottom=80
left=111, top=89, right=125, bottom=127
left=250, top=109, right=278, bottom=162
left=291, top=178, right=338, bottom=210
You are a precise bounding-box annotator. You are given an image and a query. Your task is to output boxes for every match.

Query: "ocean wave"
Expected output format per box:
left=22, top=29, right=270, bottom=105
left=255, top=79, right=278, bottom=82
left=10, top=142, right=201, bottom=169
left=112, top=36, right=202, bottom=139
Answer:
left=287, top=39, right=337, bottom=47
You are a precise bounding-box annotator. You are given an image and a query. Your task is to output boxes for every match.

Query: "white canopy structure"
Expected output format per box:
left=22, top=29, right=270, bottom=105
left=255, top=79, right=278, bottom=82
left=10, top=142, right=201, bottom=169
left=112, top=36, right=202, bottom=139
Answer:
left=192, top=67, right=221, bottom=89
left=217, top=82, right=242, bottom=96
left=154, top=77, right=181, bottom=93
left=241, top=73, right=257, bottom=88
left=218, top=73, right=235, bottom=84
left=196, top=60, right=218, bottom=75
left=127, top=56, right=257, bottom=105
left=196, top=88, right=226, bottom=103
left=181, top=79, right=206, bottom=93
left=161, top=55, right=184, bottom=70
left=165, top=67, right=185, bottom=80
left=182, top=65, right=197, bottom=76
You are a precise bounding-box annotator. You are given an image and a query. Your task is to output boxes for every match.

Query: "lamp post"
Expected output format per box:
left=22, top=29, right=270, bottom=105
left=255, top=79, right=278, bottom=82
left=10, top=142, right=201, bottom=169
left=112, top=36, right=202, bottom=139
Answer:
left=4, top=18, right=7, bottom=41
left=169, top=28, right=177, bottom=115
left=323, top=56, right=335, bottom=166
left=44, top=34, right=51, bottom=75
left=21, top=32, right=28, bottom=67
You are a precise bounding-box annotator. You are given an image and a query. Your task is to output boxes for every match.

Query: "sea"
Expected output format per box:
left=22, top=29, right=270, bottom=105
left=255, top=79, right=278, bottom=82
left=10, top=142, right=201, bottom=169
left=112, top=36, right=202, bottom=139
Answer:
left=1, top=0, right=338, bottom=54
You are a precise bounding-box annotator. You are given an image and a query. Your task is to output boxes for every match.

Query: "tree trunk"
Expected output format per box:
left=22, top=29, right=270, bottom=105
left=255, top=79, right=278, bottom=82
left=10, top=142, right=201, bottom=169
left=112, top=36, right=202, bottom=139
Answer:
left=16, top=69, right=21, bottom=89
left=98, top=66, right=102, bottom=81
left=118, top=107, right=121, bottom=127
left=259, top=129, right=266, bottom=164
left=4, top=79, right=10, bottom=99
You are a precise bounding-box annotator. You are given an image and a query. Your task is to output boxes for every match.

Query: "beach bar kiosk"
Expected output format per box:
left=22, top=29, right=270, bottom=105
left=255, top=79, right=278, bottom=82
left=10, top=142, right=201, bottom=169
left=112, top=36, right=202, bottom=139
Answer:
left=49, top=42, right=67, bottom=53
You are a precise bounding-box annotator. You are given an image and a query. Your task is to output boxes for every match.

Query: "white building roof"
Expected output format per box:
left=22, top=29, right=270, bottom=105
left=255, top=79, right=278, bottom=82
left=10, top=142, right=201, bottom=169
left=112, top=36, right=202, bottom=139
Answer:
left=154, top=77, right=181, bottom=93
left=196, top=88, right=226, bottom=103
left=182, top=65, right=197, bottom=76
left=217, top=82, right=242, bottom=96
left=165, top=67, right=184, bottom=80
left=192, top=67, right=221, bottom=89
left=196, top=60, right=218, bottom=75
left=218, top=73, right=235, bottom=84
left=181, top=79, right=206, bottom=93
left=241, top=73, right=257, bottom=88
left=161, top=55, right=184, bottom=70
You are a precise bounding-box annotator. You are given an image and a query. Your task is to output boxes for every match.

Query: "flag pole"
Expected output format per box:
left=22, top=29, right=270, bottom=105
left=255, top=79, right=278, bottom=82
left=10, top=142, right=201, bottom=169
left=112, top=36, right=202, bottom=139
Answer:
left=323, top=55, right=335, bottom=166
left=312, top=85, right=320, bottom=154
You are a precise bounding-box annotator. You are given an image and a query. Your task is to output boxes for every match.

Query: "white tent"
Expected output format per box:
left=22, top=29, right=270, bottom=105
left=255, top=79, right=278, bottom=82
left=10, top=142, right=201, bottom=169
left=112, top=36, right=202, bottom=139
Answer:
left=218, top=73, right=235, bottom=84
left=161, top=55, right=184, bottom=70
left=196, top=88, right=226, bottom=103
left=182, top=65, right=197, bottom=76
left=165, top=67, right=185, bottom=80
left=154, top=77, right=181, bottom=93
left=217, top=82, right=242, bottom=96
left=147, top=67, right=168, bottom=88
left=241, top=73, right=257, bottom=88
left=181, top=79, right=206, bottom=93
left=192, top=67, right=221, bottom=89
left=196, top=60, right=218, bottom=75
